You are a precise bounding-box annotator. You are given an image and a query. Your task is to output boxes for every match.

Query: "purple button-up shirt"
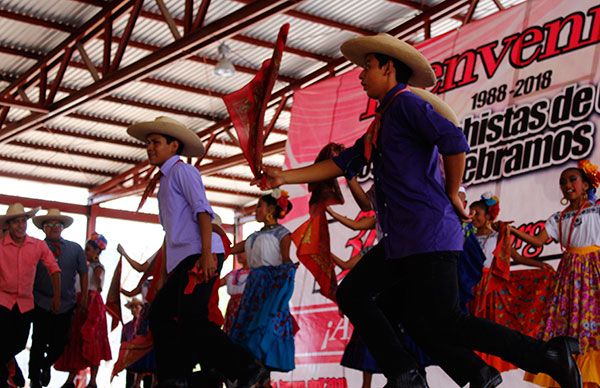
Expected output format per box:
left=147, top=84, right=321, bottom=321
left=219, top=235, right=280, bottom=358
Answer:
left=158, top=155, right=214, bottom=273
left=333, top=83, right=470, bottom=259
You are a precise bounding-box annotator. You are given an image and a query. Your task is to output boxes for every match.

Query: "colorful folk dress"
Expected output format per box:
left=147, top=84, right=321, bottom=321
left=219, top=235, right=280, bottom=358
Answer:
left=229, top=225, right=297, bottom=372
left=525, top=203, right=600, bottom=387
left=55, top=262, right=112, bottom=372
left=470, top=224, right=553, bottom=372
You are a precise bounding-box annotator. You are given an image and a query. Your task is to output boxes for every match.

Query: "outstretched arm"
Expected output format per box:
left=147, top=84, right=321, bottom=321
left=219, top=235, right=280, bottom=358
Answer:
left=326, top=207, right=376, bottom=231
left=331, top=252, right=363, bottom=270
left=280, top=235, right=292, bottom=264
left=230, top=240, right=246, bottom=255
left=347, top=178, right=372, bottom=211
left=258, top=160, right=343, bottom=189
left=509, top=225, right=550, bottom=248
left=117, top=244, right=151, bottom=273
left=510, top=248, right=554, bottom=271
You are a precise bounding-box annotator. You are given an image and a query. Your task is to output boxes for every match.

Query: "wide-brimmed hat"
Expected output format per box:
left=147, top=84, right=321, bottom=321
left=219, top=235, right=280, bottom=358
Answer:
left=125, top=298, right=144, bottom=310
left=0, top=203, right=40, bottom=226
left=127, top=116, right=205, bottom=157
left=33, top=208, right=74, bottom=229
left=411, top=87, right=460, bottom=126
left=341, top=33, right=436, bottom=87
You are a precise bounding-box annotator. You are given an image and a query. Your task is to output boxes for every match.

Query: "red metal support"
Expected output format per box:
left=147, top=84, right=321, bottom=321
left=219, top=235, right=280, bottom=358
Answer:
left=491, top=0, right=505, bottom=11
left=47, top=46, right=75, bottom=104
left=263, top=94, right=289, bottom=143
left=184, top=0, right=194, bottom=34
left=463, top=0, right=479, bottom=25
left=39, top=65, right=47, bottom=105
left=103, top=16, right=112, bottom=76
left=0, top=107, right=9, bottom=128
left=111, top=0, right=144, bottom=72
left=0, top=98, right=48, bottom=113
left=192, top=0, right=212, bottom=31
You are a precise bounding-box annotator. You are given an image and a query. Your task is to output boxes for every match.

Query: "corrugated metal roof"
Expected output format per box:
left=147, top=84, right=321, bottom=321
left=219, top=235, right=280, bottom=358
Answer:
left=0, top=0, right=523, bottom=209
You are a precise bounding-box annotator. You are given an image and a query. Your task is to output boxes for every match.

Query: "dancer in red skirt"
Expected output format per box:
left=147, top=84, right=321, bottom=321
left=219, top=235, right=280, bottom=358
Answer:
left=55, top=233, right=111, bottom=388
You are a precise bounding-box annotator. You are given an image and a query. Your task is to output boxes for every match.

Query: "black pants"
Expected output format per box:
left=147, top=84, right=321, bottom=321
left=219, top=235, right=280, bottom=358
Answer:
left=336, top=243, right=547, bottom=383
left=29, top=306, right=73, bottom=380
left=149, top=254, right=256, bottom=382
left=0, top=305, right=32, bottom=386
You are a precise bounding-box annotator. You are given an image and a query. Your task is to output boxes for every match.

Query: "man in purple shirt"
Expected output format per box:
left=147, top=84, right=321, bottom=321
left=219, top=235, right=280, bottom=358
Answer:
left=127, top=117, right=266, bottom=388
left=260, top=34, right=581, bottom=388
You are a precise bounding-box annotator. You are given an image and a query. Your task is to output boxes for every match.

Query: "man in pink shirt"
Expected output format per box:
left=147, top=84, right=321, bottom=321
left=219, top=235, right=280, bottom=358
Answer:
left=0, top=203, right=61, bottom=388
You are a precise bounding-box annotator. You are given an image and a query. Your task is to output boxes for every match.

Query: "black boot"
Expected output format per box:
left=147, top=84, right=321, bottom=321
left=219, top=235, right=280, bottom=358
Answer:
left=383, top=369, right=429, bottom=388
left=470, top=365, right=502, bottom=388
left=540, top=336, right=582, bottom=388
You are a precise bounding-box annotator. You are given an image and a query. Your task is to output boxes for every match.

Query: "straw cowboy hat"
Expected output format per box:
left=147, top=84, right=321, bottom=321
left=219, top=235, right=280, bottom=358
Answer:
left=341, top=33, right=436, bottom=87
left=411, top=87, right=460, bottom=126
left=125, top=298, right=144, bottom=310
left=0, top=203, right=40, bottom=226
left=33, top=208, right=74, bottom=229
left=127, top=116, right=205, bottom=157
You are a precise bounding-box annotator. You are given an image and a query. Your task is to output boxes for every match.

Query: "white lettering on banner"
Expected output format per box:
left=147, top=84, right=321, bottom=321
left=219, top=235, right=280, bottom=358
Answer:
left=321, top=317, right=350, bottom=350
left=462, top=82, right=599, bottom=185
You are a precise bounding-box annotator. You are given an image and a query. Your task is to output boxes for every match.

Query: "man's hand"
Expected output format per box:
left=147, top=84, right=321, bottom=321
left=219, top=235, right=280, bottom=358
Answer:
left=51, top=295, right=61, bottom=314
left=196, top=252, right=217, bottom=283
left=449, top=192, right=471, bottom=221
left=79, top=293, right=88, bottom=311
left=539, top=262, right=555, bottom=272
left=252, top=167, right=285, bottom=190
left=117, top=243, right=126, bottom=256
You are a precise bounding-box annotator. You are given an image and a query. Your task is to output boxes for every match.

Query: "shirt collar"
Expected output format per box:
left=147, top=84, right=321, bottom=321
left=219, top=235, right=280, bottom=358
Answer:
left=45, top=237, right=65, bottom=244
left=379, top=83, right=407, bottom=111
left=159, top=155, right=181, bottom=176
left=3, top=233, right=34, bottom=247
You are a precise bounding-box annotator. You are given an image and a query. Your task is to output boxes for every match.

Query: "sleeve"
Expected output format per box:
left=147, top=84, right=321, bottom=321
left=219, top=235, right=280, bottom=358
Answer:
left=174, top=164, right=214, bottom=219
left=275, top=226, right=291, bottom=242
left=332, top=136, right=367, bottom=180
left=544, top=213, right=559, bottom=242
left=400, top=95, right=470, bottom=155
left=39, top=241, right=60, bottom=275
left=76, top=244, right=87, bottom=275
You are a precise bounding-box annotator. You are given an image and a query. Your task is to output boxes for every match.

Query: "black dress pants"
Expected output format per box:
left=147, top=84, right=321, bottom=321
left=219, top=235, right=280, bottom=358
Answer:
left=148, top=254, right=256, bottom=382
left=28, top=306, right=73, bottom=380
left=336, top=242, right=547, bottom=383
left=0, top=305, right=32, bottom=386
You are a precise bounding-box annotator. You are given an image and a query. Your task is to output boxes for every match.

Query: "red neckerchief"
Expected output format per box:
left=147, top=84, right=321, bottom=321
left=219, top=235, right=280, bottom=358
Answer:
left=363, top=86, right=409, bottom=161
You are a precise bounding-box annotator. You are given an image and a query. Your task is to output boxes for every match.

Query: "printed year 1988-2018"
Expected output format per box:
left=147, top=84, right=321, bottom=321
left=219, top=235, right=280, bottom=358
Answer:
left=470, top=70, right=553, bottom=110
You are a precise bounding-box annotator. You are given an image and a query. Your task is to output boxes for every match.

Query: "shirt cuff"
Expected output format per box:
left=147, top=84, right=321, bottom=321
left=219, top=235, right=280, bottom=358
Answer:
left=333, top=148, right=365, bottom=180
left=193, top=202, right=214, bottom=219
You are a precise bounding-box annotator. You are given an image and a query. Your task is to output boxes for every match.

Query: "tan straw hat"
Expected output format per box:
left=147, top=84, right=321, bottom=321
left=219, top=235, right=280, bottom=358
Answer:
left=341, top=33, right=436, bottom=87
left=32, top=208, right=74, bottom=229
left=0, top=203, right=40, bottom=226
left=125, top=298, right=144, bottom=310
left=127, top=116, right=205, bottom=157
left=410, top=87, right=460, bottom=126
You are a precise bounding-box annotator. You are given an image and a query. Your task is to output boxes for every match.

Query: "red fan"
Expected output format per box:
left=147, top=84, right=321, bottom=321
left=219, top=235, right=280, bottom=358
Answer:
left=222, top=23, right=289, bottom=179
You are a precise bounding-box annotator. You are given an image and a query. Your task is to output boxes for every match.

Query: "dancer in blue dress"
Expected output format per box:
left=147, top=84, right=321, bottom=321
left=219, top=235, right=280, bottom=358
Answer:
left=229, top=192, right=297, bottom=386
